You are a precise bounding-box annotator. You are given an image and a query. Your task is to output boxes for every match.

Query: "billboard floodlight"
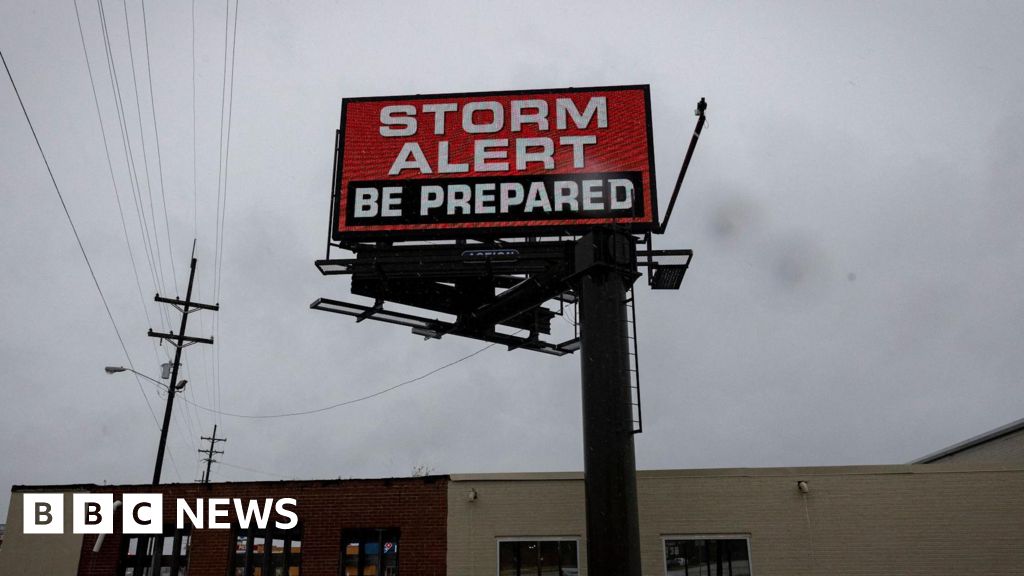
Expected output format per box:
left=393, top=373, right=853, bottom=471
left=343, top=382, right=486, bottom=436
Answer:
left=651, top=265, right=688, bottom=290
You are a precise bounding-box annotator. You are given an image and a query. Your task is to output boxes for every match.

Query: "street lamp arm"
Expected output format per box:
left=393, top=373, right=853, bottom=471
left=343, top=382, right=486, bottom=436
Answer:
left=104, top=366, right=166, bottom=389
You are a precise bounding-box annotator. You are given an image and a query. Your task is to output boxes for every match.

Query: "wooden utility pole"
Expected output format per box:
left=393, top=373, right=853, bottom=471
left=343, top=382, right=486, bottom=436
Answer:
left=198, top=424, right=227, bottom=484
left=147, top=248, right=217, bottom=484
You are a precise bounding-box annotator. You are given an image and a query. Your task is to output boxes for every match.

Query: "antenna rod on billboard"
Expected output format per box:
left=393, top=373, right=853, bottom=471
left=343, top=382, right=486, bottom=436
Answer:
left=658, top=98, right=707, bottom=234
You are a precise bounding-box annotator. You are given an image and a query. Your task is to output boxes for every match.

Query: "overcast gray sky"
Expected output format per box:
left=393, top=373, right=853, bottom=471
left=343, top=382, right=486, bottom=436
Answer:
left=2, top=0, right=1023, bottom=522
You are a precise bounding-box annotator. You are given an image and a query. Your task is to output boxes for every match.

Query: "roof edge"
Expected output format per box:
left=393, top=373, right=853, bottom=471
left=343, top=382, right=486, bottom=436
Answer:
left=10, top=475, right=450, bottom=493
left=911, top=417, right=1024, bottom=464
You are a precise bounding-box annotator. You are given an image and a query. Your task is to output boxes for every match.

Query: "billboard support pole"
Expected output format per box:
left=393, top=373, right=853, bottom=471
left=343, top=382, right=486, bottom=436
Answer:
left=575, top=228, right=642, bottom=576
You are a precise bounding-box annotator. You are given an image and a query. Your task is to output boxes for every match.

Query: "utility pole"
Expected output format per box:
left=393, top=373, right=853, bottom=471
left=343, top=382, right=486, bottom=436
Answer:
left=198, top=425, right=226, bottom=484
left=148, top=246, right=217, bottom=484
left=575, top=227, right=643, bottom=576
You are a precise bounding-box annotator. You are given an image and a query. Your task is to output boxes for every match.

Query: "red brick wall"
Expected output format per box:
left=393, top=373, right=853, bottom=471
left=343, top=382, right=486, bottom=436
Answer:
left=76, top=476, right=447, bottom=576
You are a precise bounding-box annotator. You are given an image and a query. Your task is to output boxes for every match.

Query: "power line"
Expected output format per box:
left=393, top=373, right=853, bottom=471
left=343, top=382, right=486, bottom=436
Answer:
left=215, top=0, right=239, bottom=304
left=217, top=461, right=289, bottom=480
left=218, top=0, right=240, bottom=427
left=182, top=340, right=500, bottom=420
left=1, top=46, right=161, bottom=432
left=212, top=0, right=230, bottom=301
left=119, top=0, right=171, bottom=301
left=140, top=0, right=179, bottom=292
left=212, top=0, right=240, bottom=431
left=96, top=0, right=167, bottom=325
left=73, top=0, right=158, bottom=351
left=180, top=340, right=209, bottom=445
left=191, top=0, right=198, bottom=241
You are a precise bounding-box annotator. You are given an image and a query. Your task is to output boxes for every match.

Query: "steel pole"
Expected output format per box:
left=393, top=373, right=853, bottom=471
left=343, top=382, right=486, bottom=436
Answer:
left=575, top=229, right=642, bottom=576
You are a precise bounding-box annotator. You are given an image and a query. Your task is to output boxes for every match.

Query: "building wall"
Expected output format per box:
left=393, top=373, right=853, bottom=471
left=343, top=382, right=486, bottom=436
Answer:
left=448, top=465, right=1024, bottom=576
left=924, top=427, right=1024, bottom=465
left=446, top=473, right=589, bottom=576
left=0, top=490, right=85, bottom=576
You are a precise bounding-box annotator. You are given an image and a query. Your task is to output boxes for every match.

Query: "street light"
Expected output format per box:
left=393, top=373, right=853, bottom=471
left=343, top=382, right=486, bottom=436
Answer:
left=104, top=366, right=186, bottom=390
left=104, top=366, right=188, bottom=485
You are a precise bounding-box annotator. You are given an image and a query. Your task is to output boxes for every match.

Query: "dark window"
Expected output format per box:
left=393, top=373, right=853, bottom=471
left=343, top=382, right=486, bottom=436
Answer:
left=118, top=525, right=191, bottom=576
left=231, top=525, right=302, bottom=576
left=664, top=538, right=751, bottom=576
left=341, top=529, right=399, bottom=576
left=498, top=539, right=579, bottom=576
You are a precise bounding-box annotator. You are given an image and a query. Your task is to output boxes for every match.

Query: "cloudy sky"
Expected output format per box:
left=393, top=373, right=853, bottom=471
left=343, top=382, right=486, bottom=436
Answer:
left=2, top=0, right=1023, bottom=521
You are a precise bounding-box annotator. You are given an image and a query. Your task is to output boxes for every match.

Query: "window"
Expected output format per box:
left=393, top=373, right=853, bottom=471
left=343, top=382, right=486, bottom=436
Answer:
left=498, top=538, right=579, bottom=576
left=118, top=525, right=191, bottom=576
left=231, top=525, right=302, bottom=576
left=663, top=537, right=751, bottom=576
left=341, top=529, right=399, bottom=576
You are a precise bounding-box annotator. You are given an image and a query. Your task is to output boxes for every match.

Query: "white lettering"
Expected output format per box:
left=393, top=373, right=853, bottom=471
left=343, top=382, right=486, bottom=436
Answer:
left=553, top=181, right=579, bottom=212
left=177, top=499, right=203, bottom=529
left=437, top=141, right=469, bottom=173
left=462, top=101, right=504, bottom=133
left=420, top=185, right=444, bottom=215
left=381, top=186, right=402, bottom=217
left=275, top=499, right=298, bottom=530
left=475, top=183, right=496, bottom=214
left=609, top=178, right=634, bottom=210
left=207, top=498, right=231, bottom=529
left=379, top=105, right=416, bottom=137
left=474, top=139, right=509, bottom=172
left=353, top=187, right=379, bottom=218
left=515, top=138, right=554, bottom=170
left=389, top=142, right=432, bottom=175
left=559, top=135, right=597, bottom=168
left=582, top=180, right=604, bottom=211
left=511, top=100, right=548, bottom=131
left=422, top=102, right=457, bottom=135
left=447, top=184, right=472, bottom=215
left=524, top=182, right=553, bottom=212
left=556, top=97, right=607, bottom=130
left=233, top=498, right=274, bottom=530
left=500, top=183, right=525, bottom=212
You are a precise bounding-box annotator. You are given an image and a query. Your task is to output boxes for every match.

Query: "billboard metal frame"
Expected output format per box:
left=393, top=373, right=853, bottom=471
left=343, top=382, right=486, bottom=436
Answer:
left=315, top=91, right=708, bottom=576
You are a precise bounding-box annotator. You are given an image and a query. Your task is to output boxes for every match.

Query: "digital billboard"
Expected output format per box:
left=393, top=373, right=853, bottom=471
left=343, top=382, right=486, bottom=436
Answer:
left=332, top=85, right=658, bottom=240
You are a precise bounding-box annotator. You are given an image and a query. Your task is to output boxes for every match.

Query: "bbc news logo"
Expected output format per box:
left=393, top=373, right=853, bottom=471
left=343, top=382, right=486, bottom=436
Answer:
left=23, top=494, right=297, bottom=535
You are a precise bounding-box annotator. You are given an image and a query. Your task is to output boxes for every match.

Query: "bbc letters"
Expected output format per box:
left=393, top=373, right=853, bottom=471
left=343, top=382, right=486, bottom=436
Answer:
left=23, top=493, right=297, bottom=534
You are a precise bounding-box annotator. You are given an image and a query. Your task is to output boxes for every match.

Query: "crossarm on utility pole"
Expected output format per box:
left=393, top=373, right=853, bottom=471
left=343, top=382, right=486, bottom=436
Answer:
left=154, top=294, right=220, bottom=312
left=147, top=330, right=214, bottom=346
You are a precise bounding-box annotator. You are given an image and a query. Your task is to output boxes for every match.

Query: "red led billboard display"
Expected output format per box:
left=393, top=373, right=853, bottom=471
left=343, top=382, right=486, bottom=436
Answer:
left=332, top=85, right=658, bottom=240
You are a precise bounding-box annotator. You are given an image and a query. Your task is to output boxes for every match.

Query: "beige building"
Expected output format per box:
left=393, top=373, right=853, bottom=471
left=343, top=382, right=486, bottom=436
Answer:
left=448, top=463, right=1024, bottom=576
left=0, top=489, right=85, bottom=576
left=448, top=418, right=1024, bottom=576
